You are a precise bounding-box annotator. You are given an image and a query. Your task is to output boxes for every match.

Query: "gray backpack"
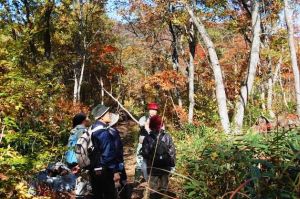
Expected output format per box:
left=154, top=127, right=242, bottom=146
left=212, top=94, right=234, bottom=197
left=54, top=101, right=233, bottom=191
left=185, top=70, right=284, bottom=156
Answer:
left=75, top=126, right=104, bottom=169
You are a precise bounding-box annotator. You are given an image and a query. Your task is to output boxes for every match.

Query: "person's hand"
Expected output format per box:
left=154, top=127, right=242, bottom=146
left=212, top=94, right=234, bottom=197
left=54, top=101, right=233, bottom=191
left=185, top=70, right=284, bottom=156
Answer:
left=114, top=172, right=121, bottom=182
left=71, top=165, right=80, bottom=174
left=118, top=163, right=124, bottom=171
left=170, top=167, right=176, bottom=174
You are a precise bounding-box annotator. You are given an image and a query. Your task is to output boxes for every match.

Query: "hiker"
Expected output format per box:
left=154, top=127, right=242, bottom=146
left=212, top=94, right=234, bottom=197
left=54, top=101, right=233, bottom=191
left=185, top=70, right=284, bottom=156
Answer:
left=141, top=115, right=176, bottom=196
left=65, top=113, right=89, bottom=169
left=109, top=113, right=130, bottom=199
left=89, top=105, right=120, bottom=199
left=136, top=102, right=159, bottom=181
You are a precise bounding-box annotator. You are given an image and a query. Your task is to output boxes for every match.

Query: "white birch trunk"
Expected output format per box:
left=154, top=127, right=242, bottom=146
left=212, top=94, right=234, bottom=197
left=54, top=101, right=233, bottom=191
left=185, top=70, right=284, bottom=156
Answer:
left=73, top=0, right=86, bottom=104
left=186, top=4, right=230, bottom=133
left=188, top=23, right=195, bottom=124
left=77, top=54, right=86, bottom=103
left=73, top=70, right=78, bottom=104
left=233, top=1, right=261, bottom=133
left=267, top=57, right=282, bottom=117
left=279, top=69, right=289, bottom=108
left=284, top=0, right=300, bottom=116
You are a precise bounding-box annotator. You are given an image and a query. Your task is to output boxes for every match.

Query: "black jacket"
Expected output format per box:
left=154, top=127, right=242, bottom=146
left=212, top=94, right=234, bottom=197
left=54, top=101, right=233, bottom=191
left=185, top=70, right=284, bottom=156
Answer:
left=141, top=130, right=176, bottom=176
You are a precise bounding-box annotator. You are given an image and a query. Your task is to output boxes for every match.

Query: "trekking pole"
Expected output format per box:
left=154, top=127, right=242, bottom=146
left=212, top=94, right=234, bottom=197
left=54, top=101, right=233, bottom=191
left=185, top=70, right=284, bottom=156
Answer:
left=144, top=99, right=168, bottom=199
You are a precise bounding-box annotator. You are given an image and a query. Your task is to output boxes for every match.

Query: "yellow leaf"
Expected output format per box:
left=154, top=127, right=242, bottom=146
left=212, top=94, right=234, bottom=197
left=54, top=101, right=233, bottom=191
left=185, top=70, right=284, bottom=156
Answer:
left=210, top=152, right=218, bottom=160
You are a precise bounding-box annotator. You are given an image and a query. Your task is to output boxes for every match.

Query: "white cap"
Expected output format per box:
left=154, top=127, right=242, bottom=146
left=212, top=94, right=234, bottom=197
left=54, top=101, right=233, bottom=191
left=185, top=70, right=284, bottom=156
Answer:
left=139, top=116, right=147, bottom=127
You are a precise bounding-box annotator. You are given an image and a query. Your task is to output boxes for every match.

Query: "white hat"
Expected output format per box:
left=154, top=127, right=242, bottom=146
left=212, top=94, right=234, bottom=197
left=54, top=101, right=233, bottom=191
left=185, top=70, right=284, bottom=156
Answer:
left=138, top=116, right=147, bottom=127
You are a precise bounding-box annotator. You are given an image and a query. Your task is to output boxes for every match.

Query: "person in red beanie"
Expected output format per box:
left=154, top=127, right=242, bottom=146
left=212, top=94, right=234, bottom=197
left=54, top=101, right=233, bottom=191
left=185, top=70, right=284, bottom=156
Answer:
left=141, top=115, right=176, bottom=197
left=135, top=102, right=160, bottom=182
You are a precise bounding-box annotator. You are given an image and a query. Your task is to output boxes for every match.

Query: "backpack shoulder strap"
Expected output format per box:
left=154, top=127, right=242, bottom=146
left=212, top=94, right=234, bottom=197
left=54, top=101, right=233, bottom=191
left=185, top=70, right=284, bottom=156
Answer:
left=90, top=126, right=108, bottom=134
left=158, top=132, right=166, bottom=141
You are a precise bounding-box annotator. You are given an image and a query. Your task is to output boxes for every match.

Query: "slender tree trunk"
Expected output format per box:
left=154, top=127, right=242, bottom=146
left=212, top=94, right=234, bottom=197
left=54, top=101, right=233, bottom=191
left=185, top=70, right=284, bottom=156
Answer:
left=188, top=22, right=196, bottom=124
left=169, top=21, right=183, bottom=108
left=260, top=84, right=266, bottom=111
left=73, top=70, right=78, bottom=104
left=185, top=4, right=230, bottom=133
left=279, top=69, right=289, bottom=108
left=284, top=0, right=300, bottom=116
left=233, top=1, right=261, bottom=133
left=267, top=57, right=282, bottom=117
left=73, top=0, right=86, bottom=103
left=23, top=0, right=37, bottom=63
left=77, top=52, right=86, bottom=102
left=43, top=1, right=53, bottom=59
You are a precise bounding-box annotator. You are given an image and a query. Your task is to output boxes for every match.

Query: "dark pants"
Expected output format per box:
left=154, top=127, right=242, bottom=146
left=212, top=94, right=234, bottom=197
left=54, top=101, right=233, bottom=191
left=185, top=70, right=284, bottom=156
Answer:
left=119, top=167, right=131, bottom=199
left=90, top=169, right=116, bottom=199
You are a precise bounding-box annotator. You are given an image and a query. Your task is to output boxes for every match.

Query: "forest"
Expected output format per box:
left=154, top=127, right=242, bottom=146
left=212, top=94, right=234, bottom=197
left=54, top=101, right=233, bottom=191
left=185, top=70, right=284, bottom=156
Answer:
left=1, top=0, right=300, bottom=198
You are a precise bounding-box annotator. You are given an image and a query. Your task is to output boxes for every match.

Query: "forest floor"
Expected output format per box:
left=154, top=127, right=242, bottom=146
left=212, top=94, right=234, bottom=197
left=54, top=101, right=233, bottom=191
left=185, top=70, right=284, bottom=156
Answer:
left=117, top=121, right=145, bottom=199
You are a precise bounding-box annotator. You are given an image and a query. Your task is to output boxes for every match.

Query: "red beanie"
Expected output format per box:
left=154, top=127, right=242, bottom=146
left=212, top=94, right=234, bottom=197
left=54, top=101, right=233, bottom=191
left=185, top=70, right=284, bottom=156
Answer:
left=149, top=115, right=163, bottom=132
left=147, top=102, right=159, bottom=110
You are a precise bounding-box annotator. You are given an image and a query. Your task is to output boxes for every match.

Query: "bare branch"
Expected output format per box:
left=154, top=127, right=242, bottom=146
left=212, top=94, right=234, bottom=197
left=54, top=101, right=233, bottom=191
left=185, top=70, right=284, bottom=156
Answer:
left=96, top=77, right=139, bottom=124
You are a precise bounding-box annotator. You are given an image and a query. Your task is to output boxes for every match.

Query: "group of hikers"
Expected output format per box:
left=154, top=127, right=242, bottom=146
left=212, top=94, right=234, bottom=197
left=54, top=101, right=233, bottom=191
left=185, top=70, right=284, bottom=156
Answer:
left=65, top=102, right=176, bottom=199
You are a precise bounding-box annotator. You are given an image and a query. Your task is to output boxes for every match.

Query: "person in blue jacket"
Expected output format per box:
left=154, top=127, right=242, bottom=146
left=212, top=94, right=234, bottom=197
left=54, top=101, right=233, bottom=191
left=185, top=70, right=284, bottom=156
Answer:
left=90, top=105, right=120, bottom=199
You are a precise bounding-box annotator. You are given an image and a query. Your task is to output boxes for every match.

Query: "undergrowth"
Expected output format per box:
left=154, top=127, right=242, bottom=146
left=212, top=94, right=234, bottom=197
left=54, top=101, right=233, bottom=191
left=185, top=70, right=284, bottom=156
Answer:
left=175, top=125, right=300, bottom=199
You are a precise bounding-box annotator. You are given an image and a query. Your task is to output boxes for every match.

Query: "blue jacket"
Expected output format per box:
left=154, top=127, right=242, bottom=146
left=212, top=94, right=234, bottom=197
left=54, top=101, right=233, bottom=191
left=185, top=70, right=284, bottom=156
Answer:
left=109, top=128, right=124, bottom=170
left=91, top=121, right=117, bottom=172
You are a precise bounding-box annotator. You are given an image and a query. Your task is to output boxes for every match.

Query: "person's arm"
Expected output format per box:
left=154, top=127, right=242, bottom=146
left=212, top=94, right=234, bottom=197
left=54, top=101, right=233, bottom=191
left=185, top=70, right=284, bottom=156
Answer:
left=145, top=118, right=151, bottom=133
left=141, top=136, right=151, bottom=160
left=167, top=134, right=176, bottom=167
left=92, top=133, right=102, bottom=171
left=115, top=130, right=125, bottom=171
left=98, top=132, right=117, bottom=172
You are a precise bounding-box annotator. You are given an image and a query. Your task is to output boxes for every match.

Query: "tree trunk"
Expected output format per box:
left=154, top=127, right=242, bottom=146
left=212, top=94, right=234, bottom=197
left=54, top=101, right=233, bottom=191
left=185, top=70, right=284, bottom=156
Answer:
left=284, top=0, right=300, bottom=116
left=267, top=57, right=282, bottom=117
left=73, top=0, right=86, bottom=103
left=73, top=70, right=78, bottom=104
left=185, top=4, right=230, bottom=133
left=233, top=1, right=261, bottom=133
left=77, top=53, right=86, bottom=103
left=23, top=0, right=37, bottom=63
left=169, top=20, right=183, bottom=108
left=188, top=22, right=196, bottom=124
left=279, top=69, right=289, bottom=108
left=43, top=1, right=53, bottom=59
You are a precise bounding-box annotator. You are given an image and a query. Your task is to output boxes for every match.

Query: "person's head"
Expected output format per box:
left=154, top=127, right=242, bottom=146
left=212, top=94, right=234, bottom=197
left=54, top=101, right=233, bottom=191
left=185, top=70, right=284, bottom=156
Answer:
left=72, top=113, right=89, bottom=128
left=91, top=104, right=111, bottom=124
left=99, top=111, right=112, bottom=124
left=147, top=102, right=159, bottom=117
left=149, top=115, right=163, bottom=132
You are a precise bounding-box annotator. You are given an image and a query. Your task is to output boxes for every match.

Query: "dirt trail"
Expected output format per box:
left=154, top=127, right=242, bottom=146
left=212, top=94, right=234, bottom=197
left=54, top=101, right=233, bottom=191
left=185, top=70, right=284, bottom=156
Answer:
left=117, top=121, right=145, bottom=198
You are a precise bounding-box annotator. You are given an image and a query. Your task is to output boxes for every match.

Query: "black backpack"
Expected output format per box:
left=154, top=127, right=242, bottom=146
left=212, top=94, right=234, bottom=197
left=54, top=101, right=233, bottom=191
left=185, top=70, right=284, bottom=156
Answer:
left=149, top=132, right=172, bottom=167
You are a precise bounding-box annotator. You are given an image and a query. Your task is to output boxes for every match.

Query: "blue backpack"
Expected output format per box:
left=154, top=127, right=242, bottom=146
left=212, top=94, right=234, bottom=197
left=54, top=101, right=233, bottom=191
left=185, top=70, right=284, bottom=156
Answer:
left=65, top=126, right=86, bottom=165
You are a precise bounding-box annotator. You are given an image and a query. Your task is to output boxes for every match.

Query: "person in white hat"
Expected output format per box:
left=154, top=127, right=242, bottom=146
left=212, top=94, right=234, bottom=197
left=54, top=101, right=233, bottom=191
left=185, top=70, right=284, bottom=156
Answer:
left=89, top=104, right=120, bottom=199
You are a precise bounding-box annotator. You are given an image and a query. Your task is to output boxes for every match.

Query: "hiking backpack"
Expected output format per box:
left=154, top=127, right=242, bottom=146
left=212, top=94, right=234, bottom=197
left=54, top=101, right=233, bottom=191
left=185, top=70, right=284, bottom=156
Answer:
left=65, top=128, right=83, bottom=165
left=75, top=126, right=106, bottom=169
left=149, top=133, right=172, bottom=167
